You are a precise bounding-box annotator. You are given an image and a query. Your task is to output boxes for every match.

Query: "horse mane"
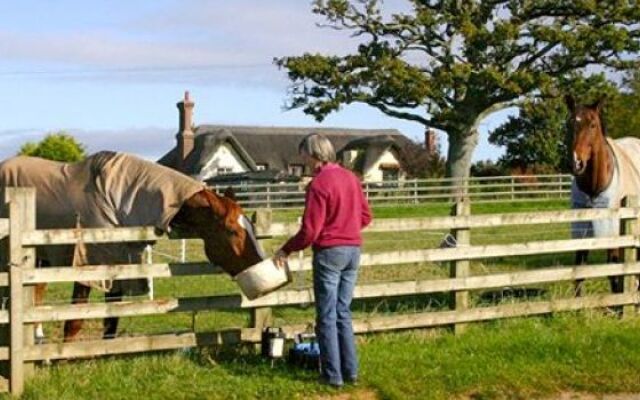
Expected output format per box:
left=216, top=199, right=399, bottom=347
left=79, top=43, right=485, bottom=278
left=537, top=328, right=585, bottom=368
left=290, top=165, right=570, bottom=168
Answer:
left=599, top=108, right=608, bottom=137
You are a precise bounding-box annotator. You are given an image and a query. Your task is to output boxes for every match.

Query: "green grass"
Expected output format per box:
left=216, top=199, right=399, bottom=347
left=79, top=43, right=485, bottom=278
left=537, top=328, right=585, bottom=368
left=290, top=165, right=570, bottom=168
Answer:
left=17, top=199, right=638, bottom=399
left=265, top=199, right=568, bottom=222
left=18, top=313, right=640, bottom=400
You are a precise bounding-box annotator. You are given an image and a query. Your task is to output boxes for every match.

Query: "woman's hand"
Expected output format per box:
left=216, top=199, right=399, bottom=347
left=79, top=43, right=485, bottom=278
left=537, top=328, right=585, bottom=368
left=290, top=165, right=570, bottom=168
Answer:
left=273, top=249, right=288, bottom=269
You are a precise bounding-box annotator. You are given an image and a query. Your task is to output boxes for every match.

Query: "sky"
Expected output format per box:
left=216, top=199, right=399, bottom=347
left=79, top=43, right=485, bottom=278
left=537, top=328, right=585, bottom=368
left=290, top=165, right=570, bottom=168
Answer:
left=0, top=0, right=508, bottom=162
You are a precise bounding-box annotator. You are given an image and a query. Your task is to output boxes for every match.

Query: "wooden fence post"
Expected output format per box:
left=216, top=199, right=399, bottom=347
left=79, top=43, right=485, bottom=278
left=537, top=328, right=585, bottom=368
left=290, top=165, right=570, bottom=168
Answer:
left=0, top=189, right=8, bottom=388
left=558, top=175, right=564, bottom=199
left=4, top=188, right=36, bottom=396
left=250, top=209, right=274, bottom=348
left=180, top=239, right=187, bottom=263
left=266, top=186, right=272, bottom=209
left=450, top=198, right=470, bottom=334
left=9, top=261, right=23, bottom=396
left=621, top=196, right=639, bottom=317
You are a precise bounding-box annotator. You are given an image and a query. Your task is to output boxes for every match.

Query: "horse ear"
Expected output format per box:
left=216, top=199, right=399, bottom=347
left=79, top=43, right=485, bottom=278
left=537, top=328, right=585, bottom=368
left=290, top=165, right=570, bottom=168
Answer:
left=223, top=186, right=236, bottom=201
left=185, top=190, right=226, bottom=216
left=592, top=96, right=606, bottom=113
left=564, top=94, right=575, bottom=113
left=203, top=190, right=227, bottom=216
left=184, top=191, right=209, bottom=208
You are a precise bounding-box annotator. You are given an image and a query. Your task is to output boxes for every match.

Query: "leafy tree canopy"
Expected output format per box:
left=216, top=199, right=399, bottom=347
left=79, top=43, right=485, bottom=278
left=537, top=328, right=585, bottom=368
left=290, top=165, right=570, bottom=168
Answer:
left=277, top=0, right=640, bottom=178
left=19, top=132, right=86, bottom=162
left=606, top=71, right=640, bottom=139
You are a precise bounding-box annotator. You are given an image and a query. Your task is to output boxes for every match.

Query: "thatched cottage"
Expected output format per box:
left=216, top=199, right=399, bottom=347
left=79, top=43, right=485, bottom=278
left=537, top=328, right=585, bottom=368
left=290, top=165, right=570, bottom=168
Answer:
left=159, top=92, right=425, bottom=184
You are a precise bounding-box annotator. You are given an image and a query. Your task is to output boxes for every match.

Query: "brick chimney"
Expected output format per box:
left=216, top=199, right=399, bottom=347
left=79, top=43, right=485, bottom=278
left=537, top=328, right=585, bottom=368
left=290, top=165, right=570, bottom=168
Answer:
left=176, top=91, right=195, bottom=172
left=424, top=128, right=437, bottom=155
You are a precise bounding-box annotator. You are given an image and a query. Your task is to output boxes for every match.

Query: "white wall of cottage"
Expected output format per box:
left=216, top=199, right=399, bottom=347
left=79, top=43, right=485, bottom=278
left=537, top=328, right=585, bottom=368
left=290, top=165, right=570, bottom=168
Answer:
left=198, top=143, right=249, bottom=180
left=363, top=150, right=405, bottom=182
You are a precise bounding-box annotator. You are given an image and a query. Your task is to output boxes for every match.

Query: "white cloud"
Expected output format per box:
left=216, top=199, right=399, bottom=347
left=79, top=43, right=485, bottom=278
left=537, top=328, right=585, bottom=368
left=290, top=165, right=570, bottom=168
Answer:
left=0, top=0, right=364, bottom=88
left=0, top=0, right=422, bottom=91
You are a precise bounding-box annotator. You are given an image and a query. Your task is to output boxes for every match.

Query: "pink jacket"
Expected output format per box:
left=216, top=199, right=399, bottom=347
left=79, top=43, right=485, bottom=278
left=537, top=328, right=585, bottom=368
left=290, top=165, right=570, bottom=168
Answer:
left=281, top=163, right=372, bottom=254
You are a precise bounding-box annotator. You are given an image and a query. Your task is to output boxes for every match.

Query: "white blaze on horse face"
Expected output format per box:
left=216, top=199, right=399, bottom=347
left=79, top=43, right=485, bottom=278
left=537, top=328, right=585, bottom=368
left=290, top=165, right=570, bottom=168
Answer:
left=573, top=151, right=583, bottom=172
left=238, top=215, right=266, bottom=260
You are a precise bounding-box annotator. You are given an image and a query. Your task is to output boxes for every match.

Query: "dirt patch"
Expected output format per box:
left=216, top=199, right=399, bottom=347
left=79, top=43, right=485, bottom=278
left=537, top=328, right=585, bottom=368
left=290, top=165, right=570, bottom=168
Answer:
left=313, top=388, right=379, bottom=400
left=314, top=389, right=640, bottom=400
left=544, top=393, right=640, bottom=400
left=457, top=391, right=640, bottom=400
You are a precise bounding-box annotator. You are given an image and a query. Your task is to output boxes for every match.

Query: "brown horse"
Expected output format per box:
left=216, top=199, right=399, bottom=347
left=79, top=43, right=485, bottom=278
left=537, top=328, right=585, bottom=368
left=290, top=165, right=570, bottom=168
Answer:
left=566, top=95, right=640, bottom=295
left=0, top=151, right=264, bottom=341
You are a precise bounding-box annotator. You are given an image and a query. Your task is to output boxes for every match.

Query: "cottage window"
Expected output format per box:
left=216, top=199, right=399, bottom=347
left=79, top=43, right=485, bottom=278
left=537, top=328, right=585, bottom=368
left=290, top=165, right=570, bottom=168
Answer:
left=288, top=164, right=304, bottom=177
left=382, top=168, right=399, bottom=181
left=380, top=163, right=399, bottom=186
left=217, top=167, right=233, bottom=175
left=256, top=164, right=268, bottom=171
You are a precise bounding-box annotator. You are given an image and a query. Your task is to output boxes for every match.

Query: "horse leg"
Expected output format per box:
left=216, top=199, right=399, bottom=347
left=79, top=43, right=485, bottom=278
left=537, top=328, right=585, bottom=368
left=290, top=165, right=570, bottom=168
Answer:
left=63, top=282, right=92, bottom=342
left=34, top=258, right=51, bottom=344
left=607, top=248, right=623, bottom=293
left=103, top=289, right=123, bottom=339
left=575, top=250, right=589, bottom=297
left=34, top=283, right=47, bottom=344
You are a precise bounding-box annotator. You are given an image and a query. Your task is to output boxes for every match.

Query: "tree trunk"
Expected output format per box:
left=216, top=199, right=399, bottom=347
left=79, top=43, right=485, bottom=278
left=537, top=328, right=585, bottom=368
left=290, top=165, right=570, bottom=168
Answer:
left=446, top=128, right=479, bottom=179
left=443, top=99, right=518, bottom=180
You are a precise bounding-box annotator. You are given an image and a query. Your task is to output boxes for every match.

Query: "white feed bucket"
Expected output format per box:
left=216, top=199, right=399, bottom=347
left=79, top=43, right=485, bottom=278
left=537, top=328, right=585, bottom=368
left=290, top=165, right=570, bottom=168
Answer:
left=235, top=258, right=292, bottom=300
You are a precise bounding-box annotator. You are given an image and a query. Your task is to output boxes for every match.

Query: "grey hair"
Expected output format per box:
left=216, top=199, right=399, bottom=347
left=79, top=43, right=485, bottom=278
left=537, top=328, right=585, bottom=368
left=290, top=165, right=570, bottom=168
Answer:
left=298, top=133, right=336, bottom=163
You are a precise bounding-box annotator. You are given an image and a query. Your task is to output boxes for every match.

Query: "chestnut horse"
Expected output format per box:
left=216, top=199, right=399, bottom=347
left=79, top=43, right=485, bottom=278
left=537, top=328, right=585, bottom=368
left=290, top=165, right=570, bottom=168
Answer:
left=0, top=151, right=264, bottom=341
left=566, top=95, right=640, bottom=295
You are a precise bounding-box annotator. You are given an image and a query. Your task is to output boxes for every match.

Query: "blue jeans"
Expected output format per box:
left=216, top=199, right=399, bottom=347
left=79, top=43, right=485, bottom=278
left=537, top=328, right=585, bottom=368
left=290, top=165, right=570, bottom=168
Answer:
left=313, top=246, right=360, bottom=386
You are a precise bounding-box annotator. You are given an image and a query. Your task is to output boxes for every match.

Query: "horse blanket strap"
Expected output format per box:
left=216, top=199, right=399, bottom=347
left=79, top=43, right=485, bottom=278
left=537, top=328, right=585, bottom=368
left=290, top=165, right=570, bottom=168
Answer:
left=73, top=215, right=113, bottom=293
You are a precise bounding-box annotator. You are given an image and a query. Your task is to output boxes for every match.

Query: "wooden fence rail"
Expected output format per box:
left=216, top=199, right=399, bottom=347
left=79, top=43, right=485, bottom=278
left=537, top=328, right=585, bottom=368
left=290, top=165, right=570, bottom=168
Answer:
left=215, top=174, right=573, bottom=209
left=0, top=187, right=638, bottom=395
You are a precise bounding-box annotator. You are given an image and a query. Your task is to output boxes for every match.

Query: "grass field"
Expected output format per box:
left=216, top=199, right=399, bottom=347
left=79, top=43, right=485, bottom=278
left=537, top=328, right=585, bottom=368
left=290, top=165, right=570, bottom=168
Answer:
left=18, top=313, right=640, bottom=400
left=14, top=199, right=640, bottom=399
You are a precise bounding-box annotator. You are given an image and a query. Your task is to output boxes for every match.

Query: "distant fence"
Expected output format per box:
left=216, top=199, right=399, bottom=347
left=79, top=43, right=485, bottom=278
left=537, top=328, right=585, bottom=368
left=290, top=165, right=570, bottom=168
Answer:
left=211, top=174, right=572, bottom=209
left=0, top=186, right=639, bottom=395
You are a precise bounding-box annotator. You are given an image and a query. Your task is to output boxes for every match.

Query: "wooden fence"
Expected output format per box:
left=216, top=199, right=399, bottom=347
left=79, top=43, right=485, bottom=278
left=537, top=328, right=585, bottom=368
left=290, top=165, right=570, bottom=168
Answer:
left=213, top=174, right=572, bottom=209
left=0, top=187, right=639, bottom=395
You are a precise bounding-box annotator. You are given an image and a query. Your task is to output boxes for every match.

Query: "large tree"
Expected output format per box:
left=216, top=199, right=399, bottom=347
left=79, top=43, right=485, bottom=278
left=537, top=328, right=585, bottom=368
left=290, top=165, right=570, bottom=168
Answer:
left=19, top=132, right=86, bottom=162
left=276, top=0, right=640, bottom=178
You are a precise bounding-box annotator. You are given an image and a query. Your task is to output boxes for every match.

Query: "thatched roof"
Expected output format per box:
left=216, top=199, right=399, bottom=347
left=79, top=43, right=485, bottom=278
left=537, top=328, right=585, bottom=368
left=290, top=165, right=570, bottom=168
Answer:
left=158, top=125, right=412, bottom=176
left=338, top=134, right=408, bottom=174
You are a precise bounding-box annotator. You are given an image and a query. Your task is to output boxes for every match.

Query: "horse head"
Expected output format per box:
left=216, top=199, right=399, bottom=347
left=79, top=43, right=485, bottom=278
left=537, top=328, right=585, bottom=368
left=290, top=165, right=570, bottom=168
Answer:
left=171, top=188, right=265, bottom=275
left=565, top=95, right=607, bottom=176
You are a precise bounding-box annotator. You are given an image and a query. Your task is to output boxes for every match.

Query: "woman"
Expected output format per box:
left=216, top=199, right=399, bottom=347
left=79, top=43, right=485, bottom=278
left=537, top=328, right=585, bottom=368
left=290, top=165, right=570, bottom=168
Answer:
left=274, top=133, right=372, bottom=387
